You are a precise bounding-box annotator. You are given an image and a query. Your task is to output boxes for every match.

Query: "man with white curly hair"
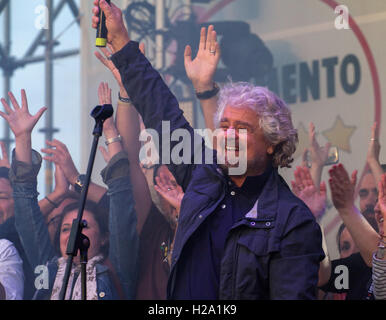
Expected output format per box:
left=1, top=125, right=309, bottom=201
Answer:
left=92, top=0, right=325, bottom=300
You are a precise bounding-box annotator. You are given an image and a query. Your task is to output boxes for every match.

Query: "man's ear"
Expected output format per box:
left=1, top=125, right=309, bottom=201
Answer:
left=267, top=145, right=274, bottom=155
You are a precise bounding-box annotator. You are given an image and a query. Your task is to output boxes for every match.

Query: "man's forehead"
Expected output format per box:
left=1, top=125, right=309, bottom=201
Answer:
left=222, top=106, right=259, bottom=123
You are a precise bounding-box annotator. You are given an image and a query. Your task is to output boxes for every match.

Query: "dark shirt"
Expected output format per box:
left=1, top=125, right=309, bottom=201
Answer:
left=319, top=252, right=373, bottom=300
left=173, top=165, right=272, bottom=299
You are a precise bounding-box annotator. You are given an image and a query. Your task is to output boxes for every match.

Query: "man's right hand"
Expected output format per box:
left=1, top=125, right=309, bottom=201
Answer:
left=91, top=0, right=130, bottom=53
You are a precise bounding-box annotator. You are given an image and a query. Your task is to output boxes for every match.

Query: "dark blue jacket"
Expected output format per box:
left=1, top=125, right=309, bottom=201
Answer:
left=112, top=41, right=325, bottom=300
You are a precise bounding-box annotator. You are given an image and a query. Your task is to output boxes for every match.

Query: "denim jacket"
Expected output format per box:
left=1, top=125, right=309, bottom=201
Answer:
left=112, top=41, right=324, bottom=299
left=10, top=150, right=139, bottom=300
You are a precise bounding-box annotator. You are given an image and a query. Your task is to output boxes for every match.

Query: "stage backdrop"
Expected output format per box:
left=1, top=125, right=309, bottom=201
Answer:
left=80, top=0, right=386, bottom=259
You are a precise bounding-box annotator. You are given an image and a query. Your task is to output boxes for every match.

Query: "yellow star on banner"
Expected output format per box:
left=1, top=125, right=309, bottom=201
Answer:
left=322, top=115, right=356, bottom=153
left=293, top=122, right=309, bottom=160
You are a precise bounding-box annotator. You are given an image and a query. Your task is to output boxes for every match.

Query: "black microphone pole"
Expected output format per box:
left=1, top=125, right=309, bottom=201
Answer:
left=59, top=104, right=113, bottom=300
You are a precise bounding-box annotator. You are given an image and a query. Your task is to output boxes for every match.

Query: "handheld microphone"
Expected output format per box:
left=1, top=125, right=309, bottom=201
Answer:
left=96, top=0, right=111, bottom=47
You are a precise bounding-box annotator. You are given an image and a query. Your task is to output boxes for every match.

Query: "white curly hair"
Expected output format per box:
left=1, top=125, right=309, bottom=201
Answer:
left=214, top=82, right=298, bottom=168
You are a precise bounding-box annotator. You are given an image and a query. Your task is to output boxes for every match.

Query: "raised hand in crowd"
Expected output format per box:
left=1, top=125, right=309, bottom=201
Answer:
left=154, top=166, right=184, bottom=230
left=366, top=122, right=383, bottom=185
left=97, top=82, right=123, bottom=162
left=291, top=166, right=327, bottom=220
left=329, top=164, right=379, bottom=266
left=38, top=162, right=71, bottom=220
left=185, top=25, right=221, bottom=131
left=41, top=140, right=79, bottom=190
left=329, top=164, right=357, bottom=211
left=0, top=90, right=46, bottom=164
left=41, top=138, right=107, bottom=205
left=306, top=122, right=331, bottom=190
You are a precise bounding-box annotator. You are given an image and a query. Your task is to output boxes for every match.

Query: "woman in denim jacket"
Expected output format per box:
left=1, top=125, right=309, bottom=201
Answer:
left=0, top=85, right=139, bottom=300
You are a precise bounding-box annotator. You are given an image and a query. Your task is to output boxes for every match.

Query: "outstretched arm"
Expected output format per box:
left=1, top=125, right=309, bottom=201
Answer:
left=38, top=162, right=71, bottom=218
left=0, top=91, right=46, bottom=165
left=367, top=122, right=384, bottom=184
left=329, top=164, right=379, bottom=267
left=92, top=1, right=205, bottom=191
left=95, top=44, right=152, bottom=234
left=307, top=123, right=331, bottom=190
left=97, top=82, right=139, bottom=300
left=0, top=90, right=55, bottom=269
left=291, top=166, right=330, bottom=287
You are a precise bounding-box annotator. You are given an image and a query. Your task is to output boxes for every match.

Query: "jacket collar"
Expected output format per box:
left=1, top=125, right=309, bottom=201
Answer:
left=255, top=167, right=279, bottom=221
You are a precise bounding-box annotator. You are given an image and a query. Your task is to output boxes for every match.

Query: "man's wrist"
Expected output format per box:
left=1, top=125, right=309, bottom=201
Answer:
left=193, top=81, right=215, bottom=93
left=111, top=34, right=130, bottom=53
left=195, top=82, right=219, bottom=100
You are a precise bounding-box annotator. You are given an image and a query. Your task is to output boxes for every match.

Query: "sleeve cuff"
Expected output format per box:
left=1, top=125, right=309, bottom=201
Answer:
left=9, top=149, right=42, bottom=184
left=111, top=41, right=140, bottom=70
left=373, top=252, right=386, bottom=265
left=100, top=151, right=130, bottom=185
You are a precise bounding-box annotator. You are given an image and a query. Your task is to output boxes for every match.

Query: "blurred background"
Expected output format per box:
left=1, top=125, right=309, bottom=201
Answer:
left=1, top=0, right=386, bottom=260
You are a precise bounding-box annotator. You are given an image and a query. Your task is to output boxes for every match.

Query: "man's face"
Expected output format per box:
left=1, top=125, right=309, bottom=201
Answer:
left=358, top=172, right=378, bottom=214
left=0, top=178, right=14, bottom=224
left=218, top=106, right=273, bottom=176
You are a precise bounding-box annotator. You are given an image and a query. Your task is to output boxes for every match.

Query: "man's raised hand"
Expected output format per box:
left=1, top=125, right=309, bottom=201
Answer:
left=91, top=0, right=130, bottom=52
left=184, top=25, right=221, bottom=92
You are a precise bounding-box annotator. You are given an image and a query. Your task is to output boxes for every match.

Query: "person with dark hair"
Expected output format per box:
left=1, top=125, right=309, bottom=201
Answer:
left=0, top=86, right=139, bottom=300
left=290, top=164, right=374, bottom=300
left=92, top=1, right=324, bottom=300
left=336, top=223, right=358, bottom=259
left=319, top=221, right=372, bottom=300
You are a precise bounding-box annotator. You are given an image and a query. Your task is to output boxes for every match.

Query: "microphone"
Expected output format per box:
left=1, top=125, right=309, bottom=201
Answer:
left=91, top=104, right=114, bottom=136
left=96, top=0, right=111, bottom=47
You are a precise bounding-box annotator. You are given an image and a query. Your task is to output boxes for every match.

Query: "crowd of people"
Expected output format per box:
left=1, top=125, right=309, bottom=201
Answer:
left=0, top=0, right=385, bottom=300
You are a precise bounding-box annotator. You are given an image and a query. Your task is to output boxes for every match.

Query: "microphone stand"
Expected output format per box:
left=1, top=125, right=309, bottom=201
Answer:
left=59, top=104, right=113, bottom=300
